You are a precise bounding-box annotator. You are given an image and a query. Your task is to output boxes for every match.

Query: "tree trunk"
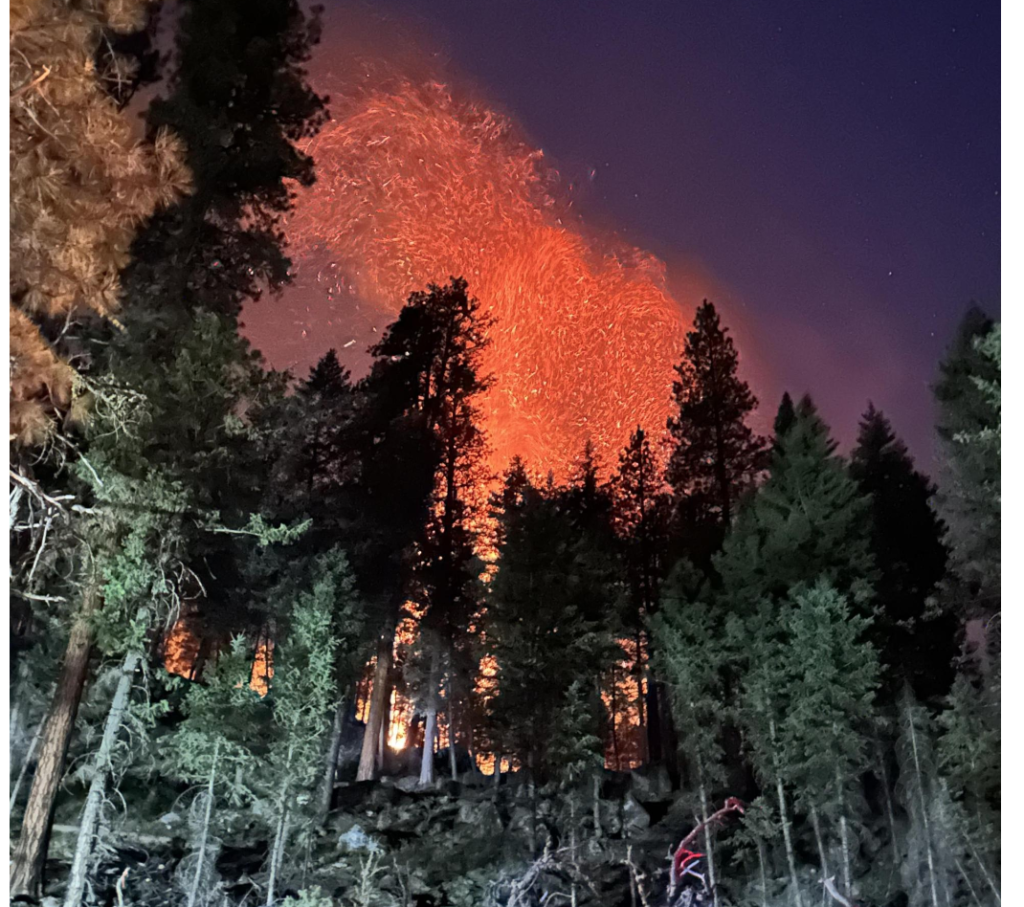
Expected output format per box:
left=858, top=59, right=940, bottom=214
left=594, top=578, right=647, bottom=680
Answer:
left=835, top=765, right=852, bottom=898
left=757, top=839, right=769, bottom=907
left=906, top=702, right=940, bottom=907
left=769, top=717, right=803, bottom=907
left=317, top=697, right=347, bottom=823
left=10, top=582, right=100, bottom=899
left=266, top=742, right=294, bottom=907
left=809, top=806, right=829, bottom=905
left=696, top=761, right=718, bottom=907
left=592, top=773, right=602, bottom=840
left=447, top=673, right=458, bottom=781
left=655, top=680, right=681, bottom=788
left=357, top=610, right=397, bottom=782
left=876, top=747, right=900, bottom=875
left=187, top=739, right=219, bottom=907
left=419, top=704, right=438, bottom=787
left=63, top=647, right=141, bottom=907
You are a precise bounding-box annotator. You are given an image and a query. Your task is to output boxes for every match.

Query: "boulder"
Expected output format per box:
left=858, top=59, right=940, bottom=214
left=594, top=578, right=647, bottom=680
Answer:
left=622, top=793, right=651, bottom=831
left=630, top=764, right=673, bottom=802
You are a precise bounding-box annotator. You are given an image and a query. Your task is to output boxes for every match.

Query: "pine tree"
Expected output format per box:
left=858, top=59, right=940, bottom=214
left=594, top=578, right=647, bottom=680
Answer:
left=850, top=404, right=956, bottom=702
left=778, top=581, right=879, bottom=901
left=9, top=0, right=190, bottom=447
left=716, top=395, right=876, bottom=616
left=933, top=311, right=1000, bottom=608
left=485, top=469, right=615, bottom=785
left=164, top=638, right=259, bottom=907
left=353, top=278, right=492, bottom=781
left=610, top=427, right=676, bottom=767
left=667, top=300, right=766, bottom=564
left=650, top=559, right=729, bottom=899
left=126, top=0, right=326, bottom=327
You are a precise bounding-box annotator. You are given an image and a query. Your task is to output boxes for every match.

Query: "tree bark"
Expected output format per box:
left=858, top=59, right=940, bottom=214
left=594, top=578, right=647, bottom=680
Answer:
left=696, top=760, right=718, bottom=907
left=266, top=742, right=294, bottom=907
left=419, top=704, right=437, bottom=787
left=356, top=610, right=397, bottom=782
left=809, top=805, right=829, bottom=905
left=317, top=697, right=347, bottom=823
left=654, top=680, right=680, bottom=788
left=769, top=717, right=803, bottom=907
left=835, top=765, right=852, bottom=898
left=905, top=703, right=940, bottom=907
left=10, top=581, right=100, bottom=899
left=63, top=647, right=141, bottom=907
left=757, top=839, right=769, bottom=907
left=187, top=739, right=219, bottom=907
left=447, top=671, right=459, bottom=781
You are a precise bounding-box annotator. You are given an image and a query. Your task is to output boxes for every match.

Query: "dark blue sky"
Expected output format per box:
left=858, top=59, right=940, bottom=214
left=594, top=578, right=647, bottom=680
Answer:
left=354, top=0, right=1000, bottom=463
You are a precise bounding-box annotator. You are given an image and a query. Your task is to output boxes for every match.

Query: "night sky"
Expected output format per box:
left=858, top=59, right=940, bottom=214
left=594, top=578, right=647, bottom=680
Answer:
left=250, top=0, right=1000, bottom=466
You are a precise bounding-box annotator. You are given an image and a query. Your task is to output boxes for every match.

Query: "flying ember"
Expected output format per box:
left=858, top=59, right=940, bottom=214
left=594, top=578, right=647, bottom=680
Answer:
left=286, top=78, right=689, bottom=477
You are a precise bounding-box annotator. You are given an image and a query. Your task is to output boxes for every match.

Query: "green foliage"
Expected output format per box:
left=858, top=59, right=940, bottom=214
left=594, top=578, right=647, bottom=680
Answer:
left=850, top=404, right=955, bottom=702
left=934, top=310, right=1000, bottom=602
left=717, top=394, right=876, bottom=615
left=777, top=581, right=879, bottom=814
left=485, top=467, right=617, bottom=777
left=651, top=559, right=727, bottom=789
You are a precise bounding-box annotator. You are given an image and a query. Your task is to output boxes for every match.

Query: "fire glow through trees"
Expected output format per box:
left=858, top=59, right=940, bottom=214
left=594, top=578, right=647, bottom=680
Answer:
left=285, top=77, right=690, bottom=478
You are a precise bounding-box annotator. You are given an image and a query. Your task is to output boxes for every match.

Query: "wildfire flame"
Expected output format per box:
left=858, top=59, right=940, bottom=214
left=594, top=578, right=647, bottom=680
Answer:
left=287, top=78, right=689, bottom=477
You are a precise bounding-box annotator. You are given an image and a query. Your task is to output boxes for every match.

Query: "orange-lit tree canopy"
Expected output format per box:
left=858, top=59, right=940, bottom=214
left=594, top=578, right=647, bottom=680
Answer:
left=287, top=79, right=689, bottom=478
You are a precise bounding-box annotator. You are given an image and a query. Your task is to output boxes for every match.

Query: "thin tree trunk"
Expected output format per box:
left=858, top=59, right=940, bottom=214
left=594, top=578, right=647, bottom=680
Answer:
left=876, top=748, right=900, bottom=873
left=11, top=582, right=100, bottom=899
left=419, top=704, right=437, bottom=787
left=63, top=647, right=142, bottom=907
left=447, top=673, right=458, bottom=781
left=266, top=742, right=294, bottom=907
left=187, top=739, right=219, bottom=907
left=592, top=773, right=602, bottom=840
left=10, top=719, right=43, bottom=816
left=655, top=680, right=681, bottom=788
left=769, top=717, right=803, bottom=907
left=696, top=761, right=718, bottom=907
left=953, top=857, right=983, bottom=907
left=357, top=611, right=397, bottom=782
left=809, top=806, right=829, bottom=906
left=835, top=765, right=852, bottom=898
left=493, top=753, right=502, bottom=792
left=317, top=697, right=346, bottom=824
left=906, top=703, right=940, bottom=907
left=757, top=839, right=769, bottom=907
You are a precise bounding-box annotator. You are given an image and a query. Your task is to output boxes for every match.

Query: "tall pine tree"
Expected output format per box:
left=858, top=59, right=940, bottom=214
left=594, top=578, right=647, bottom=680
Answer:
left=667, top=300, right=766, bottom=568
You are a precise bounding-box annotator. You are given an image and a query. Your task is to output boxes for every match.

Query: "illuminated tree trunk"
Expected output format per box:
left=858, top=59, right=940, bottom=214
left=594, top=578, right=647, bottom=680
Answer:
left=836, top=765, right=852, bottom=898
left=809, top=805, right=830, bottom=902
left=64, top=646, right=142, bottom=907
left=769, top=717, right=803, bottom=907
left=695, top=758, right=718, bottom=907
left=357, top=611, right=397, bottom=782
left=266, top=742, right=294, bottom=907
left=419, top=704, right=437, bottom=787
left=10, top=581, right=99, bottom=899
left=187, top=739, right=219, bottom=907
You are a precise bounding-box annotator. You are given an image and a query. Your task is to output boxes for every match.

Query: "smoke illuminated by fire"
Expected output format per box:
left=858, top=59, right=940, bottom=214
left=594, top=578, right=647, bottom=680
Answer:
left=286, top=78, right=689, bottom=477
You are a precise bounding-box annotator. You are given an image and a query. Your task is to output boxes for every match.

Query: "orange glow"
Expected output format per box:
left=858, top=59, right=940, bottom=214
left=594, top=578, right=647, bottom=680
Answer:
left=289, top=79, right=690, bottom=479
left=163, top=615, right=201, bottom=679
left=250, top=637, right=274, bottom=697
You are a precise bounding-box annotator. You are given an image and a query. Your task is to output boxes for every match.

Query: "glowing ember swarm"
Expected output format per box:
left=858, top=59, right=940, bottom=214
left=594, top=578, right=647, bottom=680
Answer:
left=288, top=79, right=689, bottom=477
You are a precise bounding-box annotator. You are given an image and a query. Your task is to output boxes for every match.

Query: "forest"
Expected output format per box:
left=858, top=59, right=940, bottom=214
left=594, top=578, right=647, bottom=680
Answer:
left=8, top=1, right=1000, bottom=907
